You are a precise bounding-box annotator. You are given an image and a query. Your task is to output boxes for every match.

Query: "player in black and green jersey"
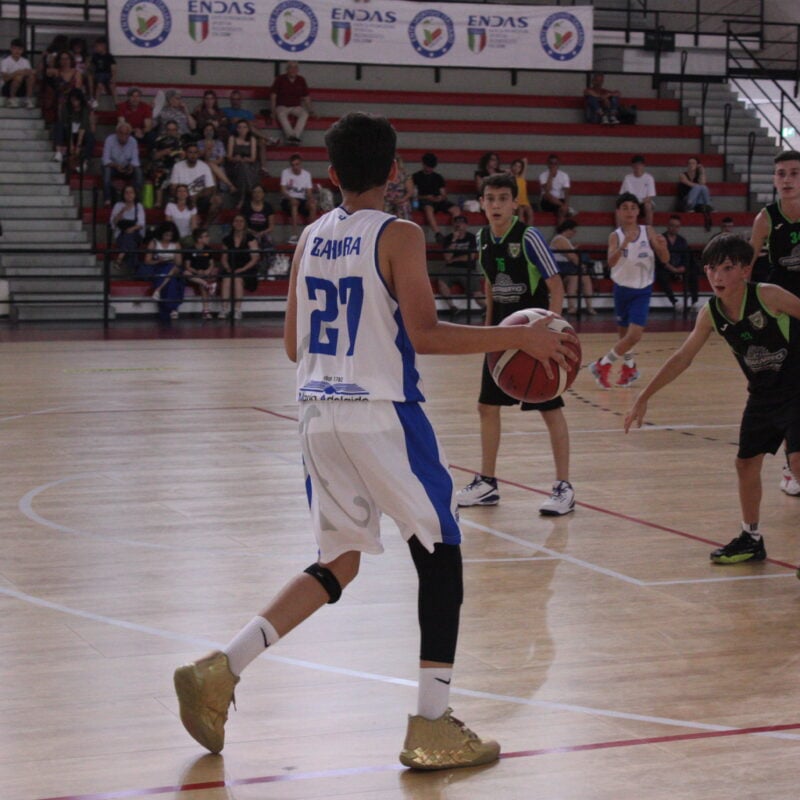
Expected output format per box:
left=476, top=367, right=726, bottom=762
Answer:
left=625, top=235, right=800, bottom=564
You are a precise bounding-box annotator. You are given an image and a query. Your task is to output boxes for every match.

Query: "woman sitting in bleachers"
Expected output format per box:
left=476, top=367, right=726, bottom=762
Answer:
left=226, top=119, right=260, bottom=207
left=197, top=121, right=236, bottom=193
left=193, top=90, right=227, bottom=138
left=164, top=183, right=198, bottom=245
left=678, top=157, right=713, bottom=231
left=144, top=221, right=184, bottom=321
left=110, top=184, right=145, bottom=272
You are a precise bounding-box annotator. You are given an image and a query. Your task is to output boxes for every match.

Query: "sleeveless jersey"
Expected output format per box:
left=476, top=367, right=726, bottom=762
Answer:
left=764, top=201, right=800, bottom=297
left=295, top=207, right=423, bottom=403
left=610, top=226, right=655, bottom=289
left=707, top=281, right=800, bottom=404
left=478, top=218, right=558, bottom=324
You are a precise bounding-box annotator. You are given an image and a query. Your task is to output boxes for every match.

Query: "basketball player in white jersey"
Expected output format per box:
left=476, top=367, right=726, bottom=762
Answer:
left=588, top=192, right=669, bottom=389
left=173, top=113, right=577, bottom=770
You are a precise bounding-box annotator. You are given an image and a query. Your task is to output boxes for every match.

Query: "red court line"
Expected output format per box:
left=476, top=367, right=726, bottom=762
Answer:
left=449, top=463, right=799, bottom=571
left=37, top=721, right=800, bottom=800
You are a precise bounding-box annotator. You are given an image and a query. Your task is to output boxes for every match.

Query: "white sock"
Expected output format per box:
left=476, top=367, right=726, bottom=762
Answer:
left=223, top=616, right=280, bottom=677
left=623, top=351, right=635, bottom=365
left=742, top=521, right=760, bottom=540
left=600, top=349, right=620, bottom=366
left=417, top=667, right=452, bottom=720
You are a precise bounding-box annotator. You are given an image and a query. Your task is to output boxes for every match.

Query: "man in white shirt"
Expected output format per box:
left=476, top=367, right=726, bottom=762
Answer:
left=538, top=154, right=575, bottom=225
left=169, top=142, right=221, bottom=224
left=619, top=155, right=656, bottom=225
left=280, top=153, right=317, bottom=244
left=1, top=38, right=35, bottom=108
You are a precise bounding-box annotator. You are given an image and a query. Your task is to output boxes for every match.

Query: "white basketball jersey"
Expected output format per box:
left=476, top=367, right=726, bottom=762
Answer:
left=295, top=207, right=424, bottom=403
left=611, top=226, right=655, bottom=289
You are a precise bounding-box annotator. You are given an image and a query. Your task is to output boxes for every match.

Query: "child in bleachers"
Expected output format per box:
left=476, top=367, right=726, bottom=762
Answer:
left=88, top=37, right=117, bottom=109
left=1, top=38, right=36, bottom=108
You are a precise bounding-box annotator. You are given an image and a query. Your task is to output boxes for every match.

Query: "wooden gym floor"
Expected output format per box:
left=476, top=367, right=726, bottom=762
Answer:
left=3, top=321, right=800, bottom=800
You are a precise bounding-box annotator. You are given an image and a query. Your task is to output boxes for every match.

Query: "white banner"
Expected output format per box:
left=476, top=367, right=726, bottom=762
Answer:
left=108, top=0, right=593, bottom=71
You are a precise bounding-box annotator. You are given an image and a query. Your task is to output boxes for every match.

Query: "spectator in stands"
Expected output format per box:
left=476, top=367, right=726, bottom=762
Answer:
left=102, top=121, right=143, bottom=206
left=510, top=158, right=533, bottom=225
left=221, top=88, right=277, bottom=174
left=583, top=73, right=621, bottom=125
left=474, top=152, right=504, bottom=197
left=110, top=184, right=145, bottom=272
left=384, top=154, right=414, bottom=219
left=169, top=142, right=221, bottom=225
left=226, top=119, right=260, bottom=206
left=150, top=120, right=184, bottom=206
left=539, top=154, right=574, bottom=225
left=183, top=228, right=218, bottom=320
left=619, top=155, right=656, bottom=226
left=550, top=219, right=595, bottom=315
left=412, top=152, right=460, bottom=243
left=220, top=212, right=259, bottom=320
left=54, top=88, right=95, bottom=173
left=87, top=36, right=117, bottom=109
left=157, top=89, right=196, bottom=137
left=657, top=214, right=698, bottom=309
left=69, top=37, right=88, bottom=82
left=145, top=221, right=183, bottom=321
left=280, top=153, right=317, bottom=244
left=38, top=34, right=69, bottom=122
left=165, top=183, right=198, bottom=245
left=194, top=89, right=226, bottom=136
left=709, top=216, right=737, bottom=242
left=117, top=87, right=153, bottom=149
left=1, top=38, right=36, bottom=108
left=197, top=121, right=236, bottom=193
left=678, top=156, right=713, bottom=231
left=47, top=51, right=84, bottom=117
left=270, top=61, right=315, bottom=145
left=241, top=185, right=275, bottom=267
left=439, top=215, right=484, bottom=315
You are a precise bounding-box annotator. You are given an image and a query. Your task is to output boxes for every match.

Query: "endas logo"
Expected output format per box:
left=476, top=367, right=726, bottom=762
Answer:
left=189, top=14, right=209, bottom=42
left=120, top=0, right=171, bottom=48
left=467, top=27, right=486, bottom=54
left=409, top=10, right=454, bottom=59
left=269, top=0, right=318, bottom=53
left=540, top=12, right=585, bottom=62
left=331, top=20, right=351, bottom=49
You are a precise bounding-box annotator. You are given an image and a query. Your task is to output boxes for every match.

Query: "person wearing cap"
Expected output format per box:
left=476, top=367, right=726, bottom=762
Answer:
left=117, top=86, right=154, bottom=148
left=411, top=152, right=460, bottom=242
left=438, top=215, right=483, bottom=316
left=619, top=155, right=656, bottom=226
left=156, top=89, right=196, bottom=137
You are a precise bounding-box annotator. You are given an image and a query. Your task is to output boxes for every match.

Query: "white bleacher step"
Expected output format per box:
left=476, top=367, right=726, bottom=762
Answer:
left=0, top=241, right=89, bottom=250
left=1, top=253, right=97, bottom=269
left=2, top=219, right=83, bottom=232
left=0, top=230, right=87, bottom=243
left=0, top=117, right=45, bottom=130
left=708, top=135, right=776, bottom=151
left=0, top=184, right=72, bottom=197
left=0, top=161, right=64, bottom=174
left=0, top=173, right=71, bottom=186
left=12, top=302, right=111, bottom=322
left=0, top=193, right=74, bottom=206
left=1, top=140, right=51, bottom=151
left=9, top=278, right=104, bottom=293
left=0, top=107, right=41, bottom=118
left=1, top=205, right=78, bottom=219
left=0, top=128, right=48, bottom=140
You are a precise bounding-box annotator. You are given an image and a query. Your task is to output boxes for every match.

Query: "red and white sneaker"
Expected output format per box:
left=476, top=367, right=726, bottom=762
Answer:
left=588, top=360, right=612, bottom=389
left=615, top=364, right=640, bottom=388
left=780, top=466, right=800, bottom=496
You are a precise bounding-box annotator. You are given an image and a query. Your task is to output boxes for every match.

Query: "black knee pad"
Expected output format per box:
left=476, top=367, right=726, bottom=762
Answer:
left=408, top=537, right=463, bottom=664
left=304, top=562, right=343, bottom=604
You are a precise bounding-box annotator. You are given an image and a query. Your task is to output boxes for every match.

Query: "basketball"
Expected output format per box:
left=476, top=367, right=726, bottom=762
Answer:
left=486, top=308, right=581, bottom=403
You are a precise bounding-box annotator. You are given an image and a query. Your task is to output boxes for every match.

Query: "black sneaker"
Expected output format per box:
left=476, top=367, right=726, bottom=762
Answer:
left=710, top=531, right=766, bottom=564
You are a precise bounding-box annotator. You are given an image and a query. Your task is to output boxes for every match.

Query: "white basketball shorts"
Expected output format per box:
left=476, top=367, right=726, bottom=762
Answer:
left=298, top=400, right=461, bottom=563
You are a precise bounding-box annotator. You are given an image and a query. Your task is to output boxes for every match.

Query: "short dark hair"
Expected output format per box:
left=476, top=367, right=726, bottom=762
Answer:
left=721, top=216, right=734, bottom=224
left=556, top=219, right=578, bottom=234
left=481, top=173, right=517, bottom=198
left=192, top=227, right=208, bottom=242
left=154, top=221, right=179, bottom=241
left=324, top=113, right=396, bottom=193
left=10, top=38, right=24, bottom=49
left=774, top=150, right=800, bottom=165
left=453, top=215, right=467, bottom=223
left=616, top=192, right=641, bottom=209
left=94, top=36, right=108, bottom=45
left=631, top=155, right=645, bottom=164
left=421, top=152, right=438, bottom=168
left=701, top=234, right=753, bottom=268
left=668, top=215, right=681, bottom=223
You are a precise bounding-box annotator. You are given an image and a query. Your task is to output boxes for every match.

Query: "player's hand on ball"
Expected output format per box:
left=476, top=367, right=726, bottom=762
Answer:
left=521, top=314, right=578, bottom=379
left=623, top=396, right=647, bottom=433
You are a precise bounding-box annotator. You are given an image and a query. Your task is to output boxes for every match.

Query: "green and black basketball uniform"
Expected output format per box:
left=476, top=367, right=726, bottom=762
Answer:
left=763, top=201, right=800, bottom=298
left=478, top=218, right=562, bottom=410
left=708, top=281, right=800, bottom=459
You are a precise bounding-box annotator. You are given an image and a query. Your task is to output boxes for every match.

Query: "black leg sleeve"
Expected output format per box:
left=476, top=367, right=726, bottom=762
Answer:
left=408, top=536, right=463, bottom=664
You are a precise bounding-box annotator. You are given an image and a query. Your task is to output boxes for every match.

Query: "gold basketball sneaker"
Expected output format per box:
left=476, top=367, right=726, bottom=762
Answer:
left=399, top=708, right=500, bottom=770
left=174, top=651, right=239, bottom=754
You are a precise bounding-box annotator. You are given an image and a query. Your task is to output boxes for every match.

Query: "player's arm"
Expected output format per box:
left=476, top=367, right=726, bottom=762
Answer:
left=607, top=230, right=629, bottom=267
left=283, top=226, right=312, bottom=362
left=381, top=220, right=576, bottom=369
left=624, top=306, right=714, bottom=432
left=749, top=208, right=770, bottom=268
left=545, top=275, right=564, bottom=315
left=757, top=283, right=800, bottom=320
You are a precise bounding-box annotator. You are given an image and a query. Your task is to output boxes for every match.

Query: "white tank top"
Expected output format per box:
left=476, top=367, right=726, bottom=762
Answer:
left=610, top=226, right=655, bottom=289
left=295, top=207, right=424, bottom=403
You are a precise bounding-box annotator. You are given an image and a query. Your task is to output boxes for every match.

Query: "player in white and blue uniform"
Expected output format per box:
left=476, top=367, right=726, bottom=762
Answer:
left=174, top=113, right=577, bottom=770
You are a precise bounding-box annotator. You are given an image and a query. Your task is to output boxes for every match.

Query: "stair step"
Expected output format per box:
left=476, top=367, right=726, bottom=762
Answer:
left=12, top=303, right=111, bottom=321
left=2, top=219, right=83, bottom=232
left=0, top=185, right=71, bottom=197
left=0, top=118, right=45, bottom=130
left=0, top=129, right=48, bottom=140
left=0, top=242, right=90, bottom=250
left=1, top=255, right=98, bottom=269
left=0, top=194, right=74, bottom=206
left=9, top=280, right=104, bottom=292
left=0, top=173, right=70, bottom=185
left=0, top=140, right=51, bottom=151
left=0, top=107, right=41, bottom=118
left=0, top=206, right=78, bottom=219
left=0, top=231, right=87, bottom=243
left=0, top=161, right=64, bottom=173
